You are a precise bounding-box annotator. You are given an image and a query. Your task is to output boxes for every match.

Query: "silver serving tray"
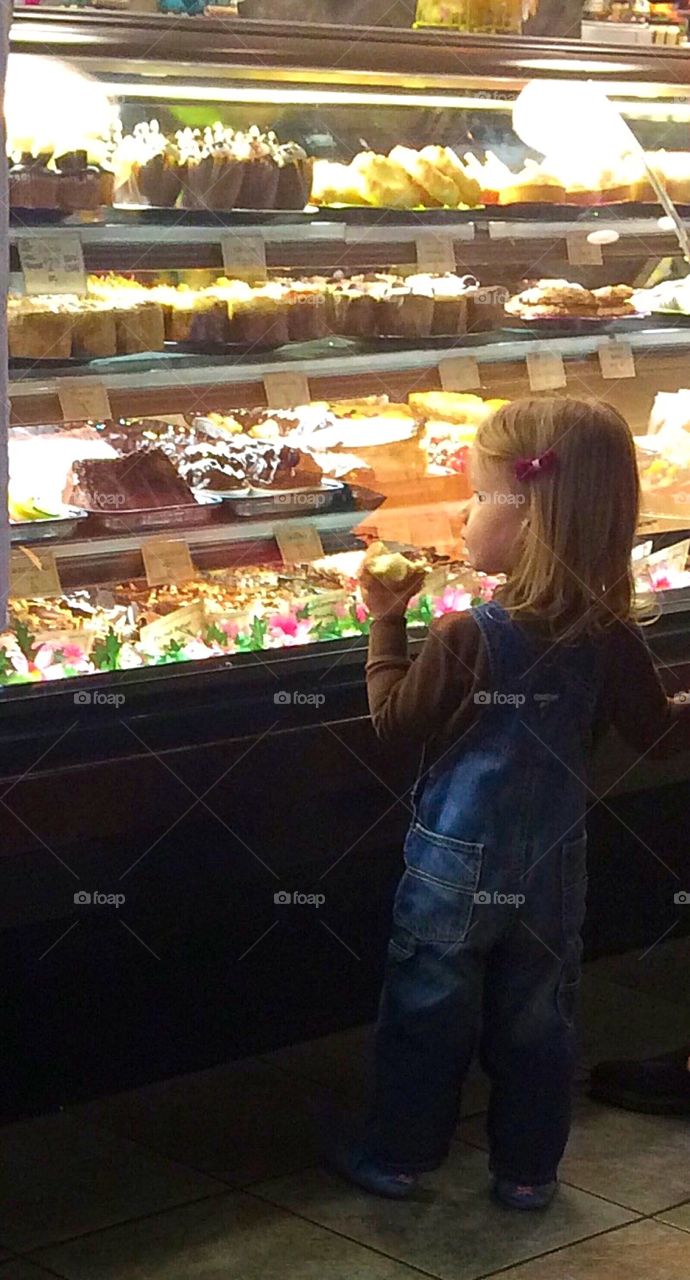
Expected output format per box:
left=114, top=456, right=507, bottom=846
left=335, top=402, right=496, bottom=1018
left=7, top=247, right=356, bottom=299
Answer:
left=9, top=506, right=88, bottom=544
left=81, top=492, right=222, bottom=535
left=202, top=478, right=343, bottom=518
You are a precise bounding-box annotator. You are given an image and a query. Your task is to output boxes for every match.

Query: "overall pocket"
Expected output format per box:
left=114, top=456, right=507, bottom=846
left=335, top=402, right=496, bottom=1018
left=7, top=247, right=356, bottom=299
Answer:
left=394, top=822, right=484, bottom=944
left=561, top=835, right=588, bottom=942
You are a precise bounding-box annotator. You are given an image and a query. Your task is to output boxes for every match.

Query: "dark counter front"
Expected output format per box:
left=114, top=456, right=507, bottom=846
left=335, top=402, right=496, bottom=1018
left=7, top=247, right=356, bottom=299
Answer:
left=0, top=618, right=689, bottom=1119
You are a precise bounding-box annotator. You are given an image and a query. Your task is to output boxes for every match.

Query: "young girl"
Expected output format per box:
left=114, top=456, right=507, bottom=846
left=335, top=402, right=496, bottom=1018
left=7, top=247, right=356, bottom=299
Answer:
left=335, top=396, right=690, bottom=1209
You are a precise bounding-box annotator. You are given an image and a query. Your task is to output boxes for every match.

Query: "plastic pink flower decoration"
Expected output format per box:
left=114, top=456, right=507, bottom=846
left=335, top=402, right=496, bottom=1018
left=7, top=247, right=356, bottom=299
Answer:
left=433, top=587, right=473, bottom=617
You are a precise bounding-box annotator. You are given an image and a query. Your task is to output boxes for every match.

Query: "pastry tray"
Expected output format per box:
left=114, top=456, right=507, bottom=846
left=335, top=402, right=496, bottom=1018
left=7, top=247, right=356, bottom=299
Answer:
left=110, top=205, right=318, bottom=226
left=9, top=507, right=89, bottom=544
left=78, top=492, right=222, bottom=535
left=503, top=313, right=650, bottom=337
left=201, top=477, right=344, bottom=518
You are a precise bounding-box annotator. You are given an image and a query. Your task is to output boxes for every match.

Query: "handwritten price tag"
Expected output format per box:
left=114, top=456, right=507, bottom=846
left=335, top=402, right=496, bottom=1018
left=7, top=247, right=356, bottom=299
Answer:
left=264, top=372, right=311, bottom=410
left=566, top=231, right=603, bottom=266
left=57, top=379, right=112, bottom=424
left=18, top=233, right=87, bottom=296
left=34, top=627, right=95, bottom=655
left=10, top=547, right=62, bottom=599
left=415, top=236, right=456, bottom=273
left=527, top=351, right=567, bottom=392
left=139, top=601, right=207, bottom=649
left=488, top=222, right=511, bottom=240
left=141, top=538, right=195, bottom=587
left=274, top=523, right=324, bottom=564
left=598, top=341, right=636, bottom=380
left=439, top=355, right=481, bottom=392
left=221, top=234, right=267, bottom=282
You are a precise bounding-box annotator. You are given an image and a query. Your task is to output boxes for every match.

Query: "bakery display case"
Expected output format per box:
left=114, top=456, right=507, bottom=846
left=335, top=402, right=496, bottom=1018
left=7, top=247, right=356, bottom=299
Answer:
left=5, top=8, right=690, bottom=704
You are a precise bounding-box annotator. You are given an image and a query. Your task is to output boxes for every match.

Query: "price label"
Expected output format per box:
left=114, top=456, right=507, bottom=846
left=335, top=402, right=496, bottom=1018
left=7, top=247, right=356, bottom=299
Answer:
left=141, top=537, right=195, bottom=587
left=274, top=522, right=324, bottom=564
left=439, top=355, right=481, bottom=392
left=527, top=351, right=567, bottom=391
left=58, top=379, right=112, bottom=424
left=18, top=233, right=87, bottom=296
left=488, top=222, right=511, bottom=240
left=455, top=223, right=476, bottom=243
left=139, top=601, right=208, bottom=649
left=34, top=627, right=95, bottom=655
left=221, top=234, right=267, bottom=282
left=301, top=589, right=350, bottom=618
left=264, top=372, right=311, bottom=410
left=415, top=236, right=456, bottom=273
left=10, top=547, right=62, bottom=599
left=598, top=341, right=636, bottom=380
left=566, top=231, right=603, bottom=266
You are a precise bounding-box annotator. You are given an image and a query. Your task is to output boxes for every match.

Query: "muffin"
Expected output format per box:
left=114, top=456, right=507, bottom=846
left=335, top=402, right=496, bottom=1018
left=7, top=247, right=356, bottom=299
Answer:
left=235, top=127, right=281, bottom=209
left=274, top=142, right=314, bottom=210
left=9, top=153, right=60, bottom=209
left=377, top=285, right=434, bottom=338
left=407, top=273, right=470, bottom=336
left=54, top=151, right=102, bottom=212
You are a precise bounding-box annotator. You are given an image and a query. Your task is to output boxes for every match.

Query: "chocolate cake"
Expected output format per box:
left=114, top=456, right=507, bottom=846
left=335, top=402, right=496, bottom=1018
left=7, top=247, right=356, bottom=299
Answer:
left=66, top=449, right=197, bottom=511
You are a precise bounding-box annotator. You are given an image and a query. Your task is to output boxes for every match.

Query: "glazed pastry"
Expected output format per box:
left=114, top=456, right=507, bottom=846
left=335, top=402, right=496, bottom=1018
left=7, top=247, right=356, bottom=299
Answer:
left=388, top=145, right=461, bottom=208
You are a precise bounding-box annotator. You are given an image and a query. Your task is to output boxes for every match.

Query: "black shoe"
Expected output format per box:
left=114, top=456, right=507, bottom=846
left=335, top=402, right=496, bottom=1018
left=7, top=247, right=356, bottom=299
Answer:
left=589, top=1046, right=690, bottom=1116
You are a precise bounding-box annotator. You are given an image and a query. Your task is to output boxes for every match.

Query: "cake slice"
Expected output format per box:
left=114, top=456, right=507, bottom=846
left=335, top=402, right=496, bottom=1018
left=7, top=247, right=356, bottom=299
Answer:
left=65, top=450, right=197, bottom=511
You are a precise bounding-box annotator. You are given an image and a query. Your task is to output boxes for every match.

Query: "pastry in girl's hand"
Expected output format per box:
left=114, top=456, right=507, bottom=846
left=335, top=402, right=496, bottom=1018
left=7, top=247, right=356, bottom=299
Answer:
left=363, top=540, right=422, bottom=585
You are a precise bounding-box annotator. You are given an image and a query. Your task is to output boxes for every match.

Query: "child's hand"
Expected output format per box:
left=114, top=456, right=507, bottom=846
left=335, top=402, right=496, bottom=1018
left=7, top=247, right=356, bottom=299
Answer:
left=359, top=564, right=426, bottom=621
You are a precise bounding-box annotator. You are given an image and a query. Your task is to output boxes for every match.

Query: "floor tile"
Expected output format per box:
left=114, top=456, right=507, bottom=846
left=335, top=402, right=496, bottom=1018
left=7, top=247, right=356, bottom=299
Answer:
left=0, top=1112, right=223, bottom=1252
left=459, top=1097, right=690, bottom=1215
left=576, top=969, right=685, bottom=1073
left=489, top=1218, right=690, bottom=1279
left=657, top=1200, right=690, bottom=1233
left=35, top=1189, right=424, bottom=1280
left=71, top=1057, right=333, bottom=1186
left=585, top=937, right=690, bottom=1010
left=262, top=1024, right=490, bottom=1117
left=255, top=1143, right=634, bottom=1280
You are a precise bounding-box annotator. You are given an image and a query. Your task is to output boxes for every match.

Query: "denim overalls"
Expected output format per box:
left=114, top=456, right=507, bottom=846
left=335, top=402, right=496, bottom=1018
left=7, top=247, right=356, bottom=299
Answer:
left=369, top=602, right=599, bottom=1183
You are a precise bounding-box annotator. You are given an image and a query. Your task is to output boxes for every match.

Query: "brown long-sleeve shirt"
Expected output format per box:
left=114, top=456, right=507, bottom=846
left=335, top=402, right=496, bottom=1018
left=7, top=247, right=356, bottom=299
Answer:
left=367, top=612, right=690, bottom=762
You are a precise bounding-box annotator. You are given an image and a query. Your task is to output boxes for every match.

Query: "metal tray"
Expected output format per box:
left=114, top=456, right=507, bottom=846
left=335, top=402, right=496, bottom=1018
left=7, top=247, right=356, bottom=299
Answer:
left=202, top=478, right=344, bottom=518
left=80, top=492, right=222, bottom=535
left=110, top=205, right=318, bottom=226
left=503, top=313, right=649, bottom=337
left=9, top=507, right=89, bottom=544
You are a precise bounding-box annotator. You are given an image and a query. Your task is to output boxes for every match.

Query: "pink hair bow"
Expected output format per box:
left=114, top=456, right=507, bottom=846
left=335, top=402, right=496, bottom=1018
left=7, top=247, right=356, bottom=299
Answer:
left=514, top=450, right=557, bottom=483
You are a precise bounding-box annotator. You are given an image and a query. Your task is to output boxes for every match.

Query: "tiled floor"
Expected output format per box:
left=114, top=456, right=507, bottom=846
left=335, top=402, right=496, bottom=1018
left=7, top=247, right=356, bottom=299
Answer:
left=2, top=939, right=689, bottom=1279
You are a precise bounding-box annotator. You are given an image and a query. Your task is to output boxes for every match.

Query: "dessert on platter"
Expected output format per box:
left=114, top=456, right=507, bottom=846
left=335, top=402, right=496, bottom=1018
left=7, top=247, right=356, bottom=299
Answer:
left=312, top=145, right=482, bottom=210
left=112, top=121, right=315, bottom=211
left=505, top=279, right=638, bottom=323
left=64, top=449, right=200, bottom=512
left=633, top=275, right=690, bottom=318
left=0, top=555, right=498, bottom=687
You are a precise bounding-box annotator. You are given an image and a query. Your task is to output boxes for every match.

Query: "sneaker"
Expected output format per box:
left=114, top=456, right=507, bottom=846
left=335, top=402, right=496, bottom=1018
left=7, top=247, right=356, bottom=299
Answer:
left=589, top=1046, right=690, bottom=1116
left=493, top=1178, right=557, bottom=1210
left=327, top=1141, right=418, bottom=1199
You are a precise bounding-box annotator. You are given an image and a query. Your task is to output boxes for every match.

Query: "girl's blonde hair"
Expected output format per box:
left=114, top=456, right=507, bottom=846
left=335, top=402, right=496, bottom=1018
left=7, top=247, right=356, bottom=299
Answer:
left=474, top=396, right=640, bottom=639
